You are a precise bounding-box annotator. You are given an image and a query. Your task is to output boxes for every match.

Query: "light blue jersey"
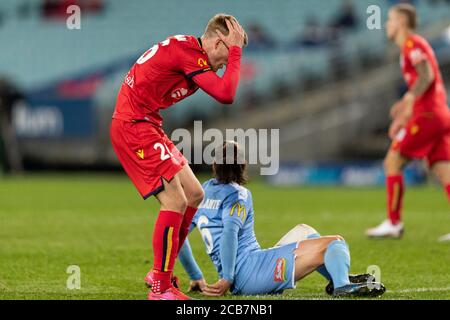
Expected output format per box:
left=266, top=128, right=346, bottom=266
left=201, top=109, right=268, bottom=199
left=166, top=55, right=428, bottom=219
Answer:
left=191, top=178, right=261, bottom=281
left=182, top=178, right=297, bottom=295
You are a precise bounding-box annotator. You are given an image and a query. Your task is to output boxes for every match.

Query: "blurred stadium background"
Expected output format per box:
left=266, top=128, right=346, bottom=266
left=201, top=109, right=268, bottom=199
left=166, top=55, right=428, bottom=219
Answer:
left=1, top=0, right=450, bottom=186
left=1, top=0, right=450, bottom=300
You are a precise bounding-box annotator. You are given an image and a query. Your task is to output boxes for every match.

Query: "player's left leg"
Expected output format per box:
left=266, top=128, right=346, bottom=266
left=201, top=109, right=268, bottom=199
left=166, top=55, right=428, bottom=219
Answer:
left=145, top=140, right=204, bottom=289
left=275, top=224, right=374, bottom=294
left=366, top=148, right=410, bottom=238
left=293, top=237, right=385, bottom=297
left=427, top=125, right=450, bottom=241
left=431, top=161, right=450, bottom=201
left=275, top=225, right=333, bottom=282
left=176, top=164, right=204, bottom=252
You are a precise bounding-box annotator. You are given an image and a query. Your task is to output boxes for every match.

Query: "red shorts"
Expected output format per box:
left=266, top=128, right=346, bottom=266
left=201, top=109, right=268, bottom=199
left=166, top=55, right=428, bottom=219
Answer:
left=110, top=119, right=187, bottom=199
left=391, top=111, right=450, bottom=166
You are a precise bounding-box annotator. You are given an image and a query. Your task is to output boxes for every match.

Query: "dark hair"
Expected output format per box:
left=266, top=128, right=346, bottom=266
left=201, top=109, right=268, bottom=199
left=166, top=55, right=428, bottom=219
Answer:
left=393, top=3, right=417, bottom=30
left=212, top=141, right=248, bottom=185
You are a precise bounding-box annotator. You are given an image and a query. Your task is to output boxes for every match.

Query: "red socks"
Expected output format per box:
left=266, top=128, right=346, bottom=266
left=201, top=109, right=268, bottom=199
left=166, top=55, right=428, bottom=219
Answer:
left=177, top=206, right=198, bottom=254
left=152, top=210, right=183, bottom=293
left=386, top=175, right=404, bottom=225
left=445, top=185, right=450, bottom=202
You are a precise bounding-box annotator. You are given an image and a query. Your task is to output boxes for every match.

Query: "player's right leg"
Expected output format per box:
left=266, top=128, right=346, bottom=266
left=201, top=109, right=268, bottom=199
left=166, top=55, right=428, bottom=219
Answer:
left=431, top=161, right=450, bottom=242
left=110, top=119, right=191, bottom=300
left=366, top=148, right=409, bottom=238
left=293, top=237, right=385, bottom=297
left=147, top=175, right=192, bottom=300
left=175, top=163, right=204, bottom=253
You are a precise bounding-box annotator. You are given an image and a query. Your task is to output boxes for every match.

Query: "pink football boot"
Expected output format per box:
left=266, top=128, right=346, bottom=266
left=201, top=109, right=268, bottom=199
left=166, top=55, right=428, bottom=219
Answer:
left=148, top=286, right=191, bottom=300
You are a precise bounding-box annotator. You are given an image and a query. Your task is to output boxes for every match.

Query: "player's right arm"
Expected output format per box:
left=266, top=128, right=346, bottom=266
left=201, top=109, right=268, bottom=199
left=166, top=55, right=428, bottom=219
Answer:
left=202, top=197, right=246, bottom=297
left=177, top=224, right=208, bottom=292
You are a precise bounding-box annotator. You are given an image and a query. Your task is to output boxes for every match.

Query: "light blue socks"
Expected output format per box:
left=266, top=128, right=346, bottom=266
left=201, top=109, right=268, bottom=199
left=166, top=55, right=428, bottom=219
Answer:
left=323, top=240, right=351, bottom=289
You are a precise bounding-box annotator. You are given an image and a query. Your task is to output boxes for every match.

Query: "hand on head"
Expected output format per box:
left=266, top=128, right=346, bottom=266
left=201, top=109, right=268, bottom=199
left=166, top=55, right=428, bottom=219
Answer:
left=216, top=18, right=246, bottom=48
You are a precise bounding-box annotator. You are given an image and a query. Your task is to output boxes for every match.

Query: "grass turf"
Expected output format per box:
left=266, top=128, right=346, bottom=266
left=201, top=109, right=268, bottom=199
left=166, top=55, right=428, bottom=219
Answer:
left=0, top=174, right=449, bottom=300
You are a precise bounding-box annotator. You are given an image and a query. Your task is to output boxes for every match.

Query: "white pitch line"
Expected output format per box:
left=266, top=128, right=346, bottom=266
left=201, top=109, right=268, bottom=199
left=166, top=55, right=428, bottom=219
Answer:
left=387, top=287, right=450, bottom=294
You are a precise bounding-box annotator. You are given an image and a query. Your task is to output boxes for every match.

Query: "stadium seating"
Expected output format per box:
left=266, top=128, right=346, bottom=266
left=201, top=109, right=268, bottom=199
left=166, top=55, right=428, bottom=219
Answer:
left=0, top=0, right=449, bottom=127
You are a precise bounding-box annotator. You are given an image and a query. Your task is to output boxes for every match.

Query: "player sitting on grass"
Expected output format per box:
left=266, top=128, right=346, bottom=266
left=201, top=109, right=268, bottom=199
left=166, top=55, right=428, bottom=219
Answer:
left=146, top=141, right=386, bottom=298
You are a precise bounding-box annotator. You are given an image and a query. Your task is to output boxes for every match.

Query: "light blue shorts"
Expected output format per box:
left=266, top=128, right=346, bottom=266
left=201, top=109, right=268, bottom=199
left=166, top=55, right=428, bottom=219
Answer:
left=231, top=242, right=299, bottom=295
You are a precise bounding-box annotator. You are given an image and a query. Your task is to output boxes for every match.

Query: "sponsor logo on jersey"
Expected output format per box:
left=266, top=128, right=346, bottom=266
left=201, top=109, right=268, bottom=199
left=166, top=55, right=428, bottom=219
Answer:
left=274, top=258, right=287, bottom=282
left=410, top=48, right=425, bottom=65
left=171, top=88, right=188, bottom=100
left=136, top=149, right=145, bottom=160
left=125, top=74, right=134, bottom=88
left=230, top=202, right=247, bottom=222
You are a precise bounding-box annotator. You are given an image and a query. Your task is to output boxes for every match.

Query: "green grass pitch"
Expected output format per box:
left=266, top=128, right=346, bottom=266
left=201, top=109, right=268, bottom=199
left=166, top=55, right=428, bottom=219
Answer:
left=0, top=174, right=449, bottom=300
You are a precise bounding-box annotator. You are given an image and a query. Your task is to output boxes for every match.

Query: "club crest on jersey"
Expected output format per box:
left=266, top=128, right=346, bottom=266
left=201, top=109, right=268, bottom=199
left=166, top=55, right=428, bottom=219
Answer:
left=406, top=39, right=414, bottom=49
left=136, top=149, right=145, bottom=160
left=274, top=258, right=286, bottom=282
left=197, top=58, right=208, bottom=68
left=171, top=88, right=188, bottom=100
left=410, top=124, right=420, bottom=135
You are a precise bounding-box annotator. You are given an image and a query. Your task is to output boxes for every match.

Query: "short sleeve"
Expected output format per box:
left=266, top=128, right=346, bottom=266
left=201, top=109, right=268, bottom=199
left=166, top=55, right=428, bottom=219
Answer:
left=405, top=39, right=429, bottom=66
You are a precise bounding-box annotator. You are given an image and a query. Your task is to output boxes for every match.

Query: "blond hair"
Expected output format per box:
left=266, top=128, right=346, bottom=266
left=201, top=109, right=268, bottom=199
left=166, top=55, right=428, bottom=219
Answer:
left=204, top=13, right=248, bottom=46
left=393, top=3, right=418, bottom=30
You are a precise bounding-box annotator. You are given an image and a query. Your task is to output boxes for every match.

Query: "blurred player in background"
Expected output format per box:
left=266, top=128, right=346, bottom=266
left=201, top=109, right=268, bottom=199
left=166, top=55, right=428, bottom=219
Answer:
left=173, top=141, right=385, bottom=298
left=0, top=78, right=23, bottom=174
left=110, top=14, right=247, bottom=300
left=366, top=4, right=450, bottom=241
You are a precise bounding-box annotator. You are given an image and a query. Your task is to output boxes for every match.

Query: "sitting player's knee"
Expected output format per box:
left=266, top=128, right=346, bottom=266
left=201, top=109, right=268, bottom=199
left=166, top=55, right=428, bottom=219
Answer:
left=324, top=235, right=345, bottom=248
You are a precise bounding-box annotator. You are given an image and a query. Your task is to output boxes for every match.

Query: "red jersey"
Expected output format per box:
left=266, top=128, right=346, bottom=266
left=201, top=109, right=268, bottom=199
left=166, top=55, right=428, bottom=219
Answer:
left=113, top=35, right=212, bottom=126
left=400, top=34, right=448, bottom=115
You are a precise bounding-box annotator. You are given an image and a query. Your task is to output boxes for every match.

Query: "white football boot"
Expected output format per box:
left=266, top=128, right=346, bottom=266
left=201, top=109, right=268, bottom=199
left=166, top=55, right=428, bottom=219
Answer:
left=365, top=220, right=404, bottom=239
left=438, top=233, right=450, bottom=242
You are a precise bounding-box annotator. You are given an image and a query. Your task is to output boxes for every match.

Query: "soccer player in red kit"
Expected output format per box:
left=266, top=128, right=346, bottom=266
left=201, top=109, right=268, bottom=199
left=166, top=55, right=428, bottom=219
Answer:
left=366, top=4, right=450, bottom=241
left=110, top=14, right=248, bottom=299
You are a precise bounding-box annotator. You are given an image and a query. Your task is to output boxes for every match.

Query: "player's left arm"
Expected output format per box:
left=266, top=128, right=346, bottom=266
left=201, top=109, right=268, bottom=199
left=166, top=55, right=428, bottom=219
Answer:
left=391, top=45, right=435, bottom=121
left=201, top=221, right=238, bottom=297
left=398, top=60, right=435, bottom=118
left=389, top=44, right=435, bottom=140
left=408, top=59, right=435, bottom=98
